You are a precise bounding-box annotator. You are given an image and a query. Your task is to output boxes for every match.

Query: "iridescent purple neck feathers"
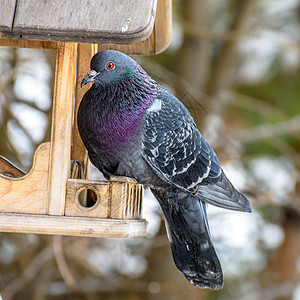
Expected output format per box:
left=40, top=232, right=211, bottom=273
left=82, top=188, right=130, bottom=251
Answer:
left=83, top=63, right=157, bottom=152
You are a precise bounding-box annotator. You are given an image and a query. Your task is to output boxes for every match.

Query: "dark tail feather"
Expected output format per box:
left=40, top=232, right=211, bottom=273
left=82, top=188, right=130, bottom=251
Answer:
left=197, top=170, right=252, bottom=213
left=152, top=189, right=223, bottom=289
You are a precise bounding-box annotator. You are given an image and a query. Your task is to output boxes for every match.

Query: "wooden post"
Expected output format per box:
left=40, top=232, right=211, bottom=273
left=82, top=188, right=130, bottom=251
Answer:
left=47, top=42, right=78, bottom=215
left=71, top=43, right=98, bottom=179
left=153, top=0, right=172, bottom=54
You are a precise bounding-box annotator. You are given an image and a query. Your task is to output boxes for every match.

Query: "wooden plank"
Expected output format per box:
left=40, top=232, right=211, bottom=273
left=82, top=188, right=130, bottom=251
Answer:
left=153, top=0, right=172, bottom=54
left=13, top=0, right=157, bottom=44
left=0, top=143, right=50, bottom=214
left=0, top=38, right=57, bottom=49
left=0, top=0, right=17, bottom=33
left=98, top=0, right=172, bottom=55
left=47, top=42, right=78, bottom=215
left=0, top=0, right=171, bottom=55
left=0, top=213, right=148, bottom=238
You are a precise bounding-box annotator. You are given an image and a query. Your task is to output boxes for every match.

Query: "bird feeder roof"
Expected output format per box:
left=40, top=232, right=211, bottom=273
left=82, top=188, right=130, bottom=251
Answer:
left=0, top=0, right=157, bottom=44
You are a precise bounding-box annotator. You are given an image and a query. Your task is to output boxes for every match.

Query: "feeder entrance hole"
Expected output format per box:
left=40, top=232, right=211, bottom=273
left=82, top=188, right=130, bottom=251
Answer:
left=75, top=187, right=100, bottom=211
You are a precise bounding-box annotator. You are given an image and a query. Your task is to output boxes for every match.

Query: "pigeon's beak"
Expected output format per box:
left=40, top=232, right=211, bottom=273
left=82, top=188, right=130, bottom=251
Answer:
left=81, top=70, right=100, bottom=87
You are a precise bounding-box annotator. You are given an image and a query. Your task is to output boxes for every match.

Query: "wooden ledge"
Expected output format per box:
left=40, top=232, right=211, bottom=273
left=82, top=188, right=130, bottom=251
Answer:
left=0, top=213, right=148, bottom=238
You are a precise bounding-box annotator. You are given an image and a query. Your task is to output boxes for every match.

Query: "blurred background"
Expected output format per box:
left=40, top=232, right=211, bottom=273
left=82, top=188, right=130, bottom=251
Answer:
left=0, top=0, right=300, bottom=299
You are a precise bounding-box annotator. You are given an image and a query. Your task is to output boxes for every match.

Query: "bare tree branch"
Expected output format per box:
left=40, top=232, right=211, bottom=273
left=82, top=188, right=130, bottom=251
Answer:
left=237, top=115, right=300, bottom=144
left=202, top=0, right=259, bottom=129
left=2, top=246, right=53, bottom=300
left=52, top=236, right=75, bottom=287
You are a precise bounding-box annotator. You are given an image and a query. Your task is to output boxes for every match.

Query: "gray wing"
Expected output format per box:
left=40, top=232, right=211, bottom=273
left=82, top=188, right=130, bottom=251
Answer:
left=142, top=86, right=251, bottom=212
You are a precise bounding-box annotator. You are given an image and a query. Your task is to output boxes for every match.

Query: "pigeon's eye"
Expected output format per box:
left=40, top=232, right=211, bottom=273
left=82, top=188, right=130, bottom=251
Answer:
left=106, top=62, right=115, bottom=70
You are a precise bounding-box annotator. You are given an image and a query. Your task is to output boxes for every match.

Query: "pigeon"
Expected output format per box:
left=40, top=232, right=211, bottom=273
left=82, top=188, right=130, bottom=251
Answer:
left=78, top=50, right=251, bottom=289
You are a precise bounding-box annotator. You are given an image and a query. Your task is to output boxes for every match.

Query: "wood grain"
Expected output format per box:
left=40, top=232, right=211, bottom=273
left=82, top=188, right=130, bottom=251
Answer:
left=0, top=143, right=50, bottom=214
left=0, top=0, right=17, bottom=33
left=0, top=0, right=171, bottom=55
left=153, top=0, right=172, bottom=54
left=47, top=42, right=77, bottom=216
left=12, top=0, right=157, bottom=44
left=0, top=213, right=148, bottom=238
left=110, top=179, right=143, bottom=219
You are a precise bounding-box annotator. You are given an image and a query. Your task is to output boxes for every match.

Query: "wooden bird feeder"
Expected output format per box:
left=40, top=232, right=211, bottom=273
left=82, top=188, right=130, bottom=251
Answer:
left=0, top=0, right=171, bottom=238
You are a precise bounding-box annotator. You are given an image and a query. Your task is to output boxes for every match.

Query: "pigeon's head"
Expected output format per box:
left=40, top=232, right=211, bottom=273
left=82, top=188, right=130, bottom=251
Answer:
left=81, top=50, right=140, bottom=88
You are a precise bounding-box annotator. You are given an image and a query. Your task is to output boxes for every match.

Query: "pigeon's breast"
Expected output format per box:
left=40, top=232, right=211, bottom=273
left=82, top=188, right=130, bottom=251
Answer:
left=89, top=108, right=144, bottom=155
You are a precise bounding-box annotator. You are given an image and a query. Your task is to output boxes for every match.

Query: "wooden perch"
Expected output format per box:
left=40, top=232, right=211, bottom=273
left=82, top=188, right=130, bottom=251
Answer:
left=0, top=214, right=147, bottom=238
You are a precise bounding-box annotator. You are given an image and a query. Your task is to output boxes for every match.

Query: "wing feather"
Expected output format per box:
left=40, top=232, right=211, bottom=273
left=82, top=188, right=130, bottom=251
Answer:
left=142, top=86, right=251, bottom=212
left=142, top=87, right=221, bottom=190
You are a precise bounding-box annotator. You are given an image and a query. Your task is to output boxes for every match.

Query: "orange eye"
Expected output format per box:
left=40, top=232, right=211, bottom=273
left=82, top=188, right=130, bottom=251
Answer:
left=106, top=62, right=115, bottom=70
